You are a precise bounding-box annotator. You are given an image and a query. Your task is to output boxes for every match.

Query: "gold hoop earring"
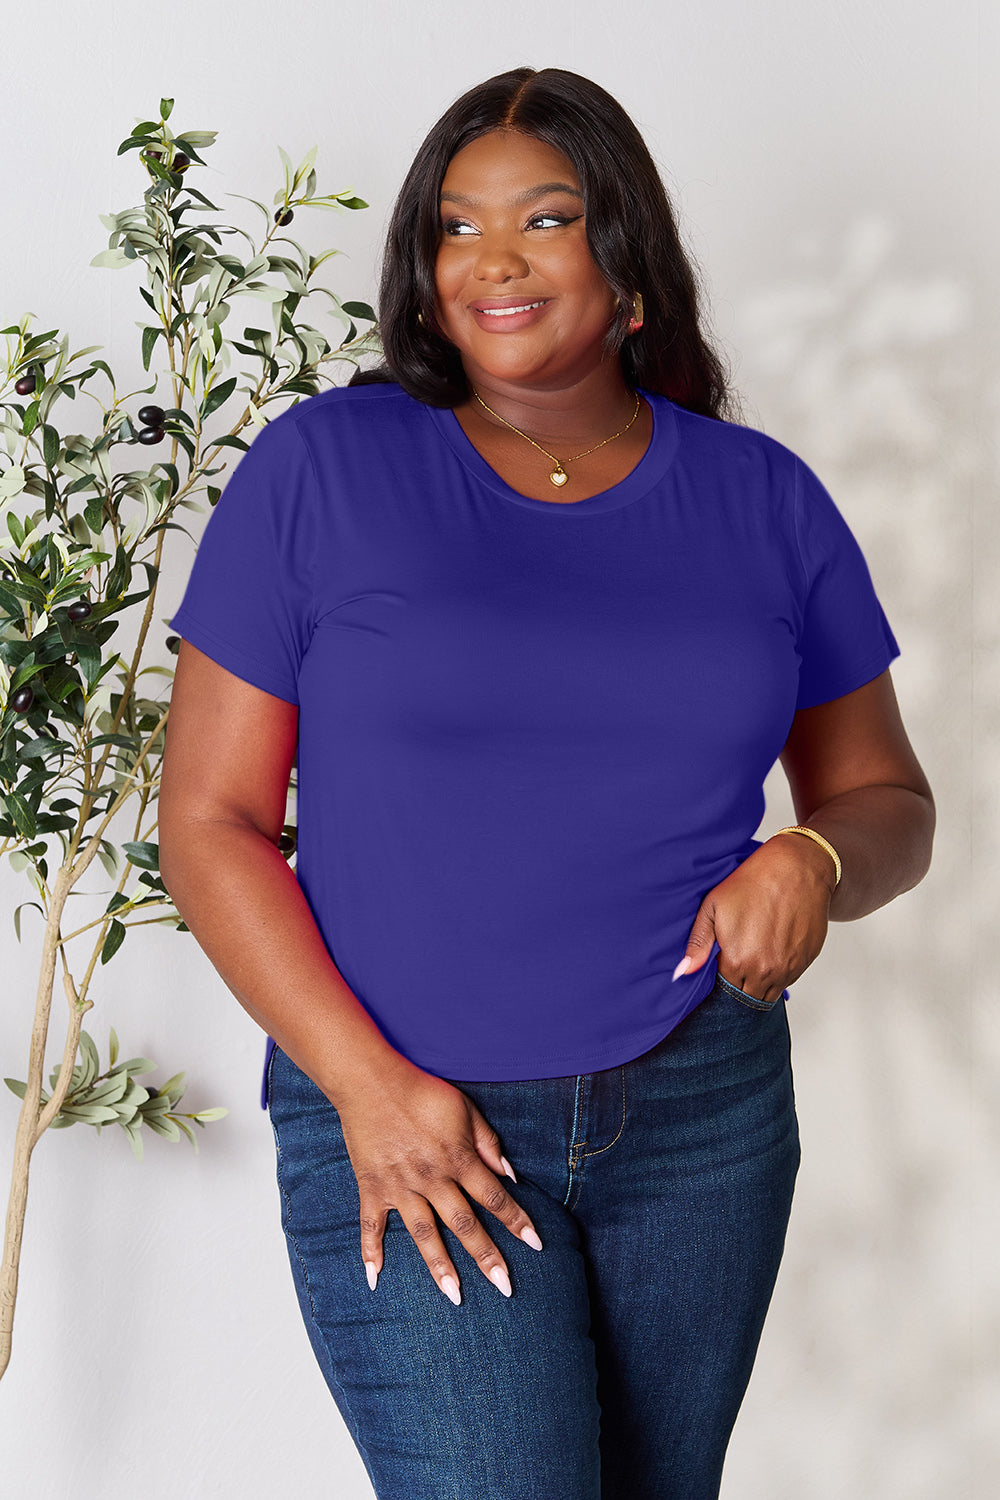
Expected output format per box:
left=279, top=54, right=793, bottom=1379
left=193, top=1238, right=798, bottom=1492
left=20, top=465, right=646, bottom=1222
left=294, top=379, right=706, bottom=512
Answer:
left=627, top=292, right=644, bottom=335
left=416, top=309, right=426, bottom=328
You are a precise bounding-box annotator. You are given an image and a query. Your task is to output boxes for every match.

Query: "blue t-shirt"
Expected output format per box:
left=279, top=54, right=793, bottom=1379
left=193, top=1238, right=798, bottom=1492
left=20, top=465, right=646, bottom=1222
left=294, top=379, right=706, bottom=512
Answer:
left=170, top=384, right=898, bottom=1091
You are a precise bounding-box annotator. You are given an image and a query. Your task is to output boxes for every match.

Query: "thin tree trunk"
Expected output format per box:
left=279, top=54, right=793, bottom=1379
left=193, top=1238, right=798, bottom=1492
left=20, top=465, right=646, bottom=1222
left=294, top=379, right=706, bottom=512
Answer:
left=0, top=864, right=73, bottom=1380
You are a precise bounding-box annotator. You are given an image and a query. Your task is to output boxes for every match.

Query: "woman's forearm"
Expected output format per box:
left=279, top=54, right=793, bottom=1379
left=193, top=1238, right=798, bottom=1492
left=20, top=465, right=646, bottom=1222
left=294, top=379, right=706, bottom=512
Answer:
left=160, top=820, right=413, bottom=1109
left=773, top=783, right=935, bottom=922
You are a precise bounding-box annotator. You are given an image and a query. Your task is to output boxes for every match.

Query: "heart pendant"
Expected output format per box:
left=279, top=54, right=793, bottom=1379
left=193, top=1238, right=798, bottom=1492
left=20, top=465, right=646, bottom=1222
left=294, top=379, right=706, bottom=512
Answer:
left=549, top=469, right=568, bottom=487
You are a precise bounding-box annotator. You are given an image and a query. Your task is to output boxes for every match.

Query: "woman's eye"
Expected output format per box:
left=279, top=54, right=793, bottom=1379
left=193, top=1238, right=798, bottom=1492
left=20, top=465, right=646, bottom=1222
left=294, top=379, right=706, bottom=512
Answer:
left=527, top=212, right=579, bottom=230
left=441, top=219, right=478, bottom=236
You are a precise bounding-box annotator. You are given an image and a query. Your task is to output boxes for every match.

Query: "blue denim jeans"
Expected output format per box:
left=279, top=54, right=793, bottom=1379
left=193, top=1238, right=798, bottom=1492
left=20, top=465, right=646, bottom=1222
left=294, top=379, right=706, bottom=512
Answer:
left=266, top=973, right=800, bottom=1499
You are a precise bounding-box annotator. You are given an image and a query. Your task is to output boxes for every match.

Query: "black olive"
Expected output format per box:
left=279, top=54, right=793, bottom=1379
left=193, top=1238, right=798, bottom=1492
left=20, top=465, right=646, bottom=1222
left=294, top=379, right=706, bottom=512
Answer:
left=274, top=208, right=294, bottom=226
left=278, top=833, right=296, bottom=853
left=15, top=372, right=36, bottom=396
left=67, top=599, right=92, bottom=622
left=10, top=685, right=34, bottom=713
left=137, top=404, right=165, bottom=427
left=165, top=635, right=180, bottom=653
left=172, top=154, right=190, bottom=173
left=137, top=426, right=165, bottom=445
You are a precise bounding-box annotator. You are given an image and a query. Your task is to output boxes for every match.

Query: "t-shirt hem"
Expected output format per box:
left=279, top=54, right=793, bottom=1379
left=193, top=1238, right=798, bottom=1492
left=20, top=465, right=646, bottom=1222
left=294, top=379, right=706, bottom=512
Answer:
left=169, top=609, right=299, bottom=704
left=403, top=989, right=715, bottom=1081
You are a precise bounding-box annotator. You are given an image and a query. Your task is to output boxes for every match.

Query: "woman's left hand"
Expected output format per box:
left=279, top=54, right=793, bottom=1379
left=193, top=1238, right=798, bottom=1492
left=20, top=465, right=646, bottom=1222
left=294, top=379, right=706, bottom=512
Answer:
left=674, top=834, right=837, bottom=1005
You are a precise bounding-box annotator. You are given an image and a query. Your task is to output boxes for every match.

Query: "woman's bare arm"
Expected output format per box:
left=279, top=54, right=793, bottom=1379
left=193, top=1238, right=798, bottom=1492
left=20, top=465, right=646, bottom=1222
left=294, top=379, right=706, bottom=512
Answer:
left=159, top=640, right=544, bottom=1303
left=777, top=669, right=935, bottom=920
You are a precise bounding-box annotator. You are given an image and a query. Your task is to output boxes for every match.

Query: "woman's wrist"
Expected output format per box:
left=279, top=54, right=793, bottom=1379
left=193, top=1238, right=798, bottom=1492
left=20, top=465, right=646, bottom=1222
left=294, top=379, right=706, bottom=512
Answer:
left=764, top=826, right=840, bottom=900
left=771, top=825, right=842, bottom=889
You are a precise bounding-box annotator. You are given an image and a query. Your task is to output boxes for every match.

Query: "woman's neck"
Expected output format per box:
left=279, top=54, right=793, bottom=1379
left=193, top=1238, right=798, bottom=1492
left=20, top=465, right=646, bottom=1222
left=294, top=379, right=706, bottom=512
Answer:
left=457, top=361, right=636, bottom=449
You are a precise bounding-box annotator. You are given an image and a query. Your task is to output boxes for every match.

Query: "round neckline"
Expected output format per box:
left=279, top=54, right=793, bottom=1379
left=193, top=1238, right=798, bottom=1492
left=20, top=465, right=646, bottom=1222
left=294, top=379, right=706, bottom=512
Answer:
left=425, top=388, right=679, bottom=515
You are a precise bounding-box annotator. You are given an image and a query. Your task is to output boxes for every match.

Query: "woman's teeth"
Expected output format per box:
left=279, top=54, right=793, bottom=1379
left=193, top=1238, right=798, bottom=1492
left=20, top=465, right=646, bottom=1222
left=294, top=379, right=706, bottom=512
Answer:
left=480, top=301, right=546, bottom=317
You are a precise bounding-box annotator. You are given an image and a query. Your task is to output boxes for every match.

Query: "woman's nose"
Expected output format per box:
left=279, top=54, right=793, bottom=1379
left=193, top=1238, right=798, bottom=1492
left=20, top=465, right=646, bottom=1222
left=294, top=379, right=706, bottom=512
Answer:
left=473, top=234, right=529, bottom=283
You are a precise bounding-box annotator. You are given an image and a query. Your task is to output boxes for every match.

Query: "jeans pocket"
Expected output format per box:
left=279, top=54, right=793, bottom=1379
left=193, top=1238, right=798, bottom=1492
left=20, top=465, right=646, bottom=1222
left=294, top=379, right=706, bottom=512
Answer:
left=714, top=971, right=780, bottom=1012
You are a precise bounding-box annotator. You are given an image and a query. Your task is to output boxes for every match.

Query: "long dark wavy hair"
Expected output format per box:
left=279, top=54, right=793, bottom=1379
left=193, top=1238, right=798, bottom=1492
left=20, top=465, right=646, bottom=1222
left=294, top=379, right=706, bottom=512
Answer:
left=353, top=67, right=734, bottom=420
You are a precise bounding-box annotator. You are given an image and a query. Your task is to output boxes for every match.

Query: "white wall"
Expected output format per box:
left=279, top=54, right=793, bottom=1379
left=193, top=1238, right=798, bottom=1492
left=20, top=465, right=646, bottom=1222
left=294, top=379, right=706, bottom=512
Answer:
left=1, top=2, right=995, bottom=1495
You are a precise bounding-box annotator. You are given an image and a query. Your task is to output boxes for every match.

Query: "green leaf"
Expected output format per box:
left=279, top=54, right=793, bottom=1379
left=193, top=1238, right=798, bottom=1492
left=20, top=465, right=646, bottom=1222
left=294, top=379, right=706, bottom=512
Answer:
left=76, top=640, right=102, bottom=690
left=172, top=1115, right=198, bottom=1149
left=339, top=196, right=368, bottom=211
left=192, top=1107, right=228, bottom=1122
left=141, top=325, right=161, bottom=371
left=13, top=901, right=43, bottom=941
left=100, top=917, right=127, bottom=964
left=144, top=1113, right=181, bottom=1141
left=22, top=401, right=40, bottom=437
left=109, top=1027, right=119, bottom=1068
left=90, top=248, right=135, bottom=270
left=6, top=791, right=36, bottom=840
left=160, top=98, right=174, bottom=121
left=84, top=1072, right=129, bottom=1106
left=341, top=301, right=376, bottom=321
left=42, top=424, right=60, bottom=468
left=157, top=1071, right=186, bottom=1105
left=121, top=1118, right=145, bottom=1161
left=121, top=1056, right=157, bottom=1077
left=4, top=1078, right=27, bottom=1100
left=199, top=376, right=237, bottom=421
left=57, top=1103, right=121, bottom=1125
left=122, top=839, right=159, bottom=871
left=78, top=1031, right=100, bottom=1087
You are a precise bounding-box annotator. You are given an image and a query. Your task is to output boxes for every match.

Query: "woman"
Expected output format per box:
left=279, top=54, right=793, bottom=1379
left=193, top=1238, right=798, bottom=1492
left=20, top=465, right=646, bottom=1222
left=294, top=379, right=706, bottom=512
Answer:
left=159, top=67, right=934, bottom=1499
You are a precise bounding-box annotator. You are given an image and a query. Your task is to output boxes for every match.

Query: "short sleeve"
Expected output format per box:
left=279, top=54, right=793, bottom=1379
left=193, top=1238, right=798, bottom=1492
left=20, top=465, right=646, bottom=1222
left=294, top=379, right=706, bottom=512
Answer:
left=169, top=407, right=320, bottom=704
left=792, top=456, right=900, bottom=710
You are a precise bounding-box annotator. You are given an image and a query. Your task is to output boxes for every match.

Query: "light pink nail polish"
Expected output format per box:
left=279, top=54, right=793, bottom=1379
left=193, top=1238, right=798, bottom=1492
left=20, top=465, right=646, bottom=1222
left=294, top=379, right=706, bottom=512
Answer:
left=440, top=1274, right=461, bottom=1305
left=490, top=1266, right=513, bottom=1298
left=365, top=1261, right=378, bottom=1292
left=500, top=1155, right=518, bottom=1182
left=672, top=956, right=693, bottom=981
left=520, top=1226, right=543, bottom=1252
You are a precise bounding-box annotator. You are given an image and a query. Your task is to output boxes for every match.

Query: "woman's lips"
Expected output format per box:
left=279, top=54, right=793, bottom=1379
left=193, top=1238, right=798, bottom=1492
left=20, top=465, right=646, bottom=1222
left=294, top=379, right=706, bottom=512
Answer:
left=469, top=298, right=551, bottom=331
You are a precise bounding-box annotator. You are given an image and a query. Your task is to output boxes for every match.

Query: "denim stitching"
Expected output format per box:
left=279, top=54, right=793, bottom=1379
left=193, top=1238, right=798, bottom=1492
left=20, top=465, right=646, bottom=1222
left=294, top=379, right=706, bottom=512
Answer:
left=579, top=1067, right=627, bottom=1159
left=269, top=1061, right=375, bottom=1479
left=716, top=972, right=777, bottom=1012
left=564, top=1075, right=586, bottom=1205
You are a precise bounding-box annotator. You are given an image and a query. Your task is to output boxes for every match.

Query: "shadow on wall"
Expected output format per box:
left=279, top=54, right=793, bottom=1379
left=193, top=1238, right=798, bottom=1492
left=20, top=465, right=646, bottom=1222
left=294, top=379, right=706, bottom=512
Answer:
left=724, top=214, right=995, bottom=1497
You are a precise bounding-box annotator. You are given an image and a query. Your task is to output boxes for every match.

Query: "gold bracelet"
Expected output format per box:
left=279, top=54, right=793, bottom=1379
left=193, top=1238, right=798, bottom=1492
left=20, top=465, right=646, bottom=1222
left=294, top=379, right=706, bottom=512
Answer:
left=772, top=825, right=842, bottom=887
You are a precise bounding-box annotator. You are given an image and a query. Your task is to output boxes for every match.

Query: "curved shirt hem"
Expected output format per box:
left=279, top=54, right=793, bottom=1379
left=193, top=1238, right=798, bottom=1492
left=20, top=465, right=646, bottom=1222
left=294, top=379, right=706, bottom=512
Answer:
left=406, top=986, right=716, bottom=1081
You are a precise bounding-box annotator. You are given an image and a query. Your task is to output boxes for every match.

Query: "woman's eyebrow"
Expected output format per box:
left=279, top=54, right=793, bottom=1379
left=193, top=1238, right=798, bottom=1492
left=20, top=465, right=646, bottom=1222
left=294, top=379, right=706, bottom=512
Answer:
left=440, top=181, right=584, bottom=207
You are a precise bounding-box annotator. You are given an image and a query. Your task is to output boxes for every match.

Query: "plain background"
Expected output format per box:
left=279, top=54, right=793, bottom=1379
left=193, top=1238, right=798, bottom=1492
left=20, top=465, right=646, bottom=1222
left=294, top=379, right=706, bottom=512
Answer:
left=1, top=2, right=995, bottom=1496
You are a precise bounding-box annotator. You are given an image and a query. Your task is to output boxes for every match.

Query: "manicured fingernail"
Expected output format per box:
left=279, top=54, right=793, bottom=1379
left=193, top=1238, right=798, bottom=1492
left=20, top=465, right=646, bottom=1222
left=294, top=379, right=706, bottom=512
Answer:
left=365, top=1261, right=378, bottom=1292
left=500, top=1155, right=517, bottom=1182
left=672, top=956, right=693, bottom=981
left=440, top=1274, right=461, bottom=1306
left=520, top=1226, right=543, bottom=1252
left=490, top=1266, right=512, bottom=1298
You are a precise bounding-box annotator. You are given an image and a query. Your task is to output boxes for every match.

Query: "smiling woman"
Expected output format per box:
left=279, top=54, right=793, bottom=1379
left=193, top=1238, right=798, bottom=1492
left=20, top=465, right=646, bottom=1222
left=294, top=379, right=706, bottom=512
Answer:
left=159, top=66, right=934, bottom=1500
left=432, top=132, right=648, bottom=499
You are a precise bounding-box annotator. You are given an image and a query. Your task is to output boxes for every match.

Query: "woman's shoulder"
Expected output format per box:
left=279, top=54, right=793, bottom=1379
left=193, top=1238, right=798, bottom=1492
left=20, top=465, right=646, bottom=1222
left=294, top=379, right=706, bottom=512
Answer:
left=279, top=379, right=431, bottom=446
left=657, top=393, right=805, bottom=479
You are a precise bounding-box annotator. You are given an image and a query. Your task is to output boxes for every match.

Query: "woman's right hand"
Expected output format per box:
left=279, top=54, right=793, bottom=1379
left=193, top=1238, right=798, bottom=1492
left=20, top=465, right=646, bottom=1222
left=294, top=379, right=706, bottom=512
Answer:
left=334, top=1060, right=544, bottom=1305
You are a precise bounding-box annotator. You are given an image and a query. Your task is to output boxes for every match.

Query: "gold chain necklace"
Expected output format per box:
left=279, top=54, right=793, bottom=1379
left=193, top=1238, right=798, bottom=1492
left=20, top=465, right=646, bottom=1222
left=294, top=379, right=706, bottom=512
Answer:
left=471, top=387, right=641, bottom=488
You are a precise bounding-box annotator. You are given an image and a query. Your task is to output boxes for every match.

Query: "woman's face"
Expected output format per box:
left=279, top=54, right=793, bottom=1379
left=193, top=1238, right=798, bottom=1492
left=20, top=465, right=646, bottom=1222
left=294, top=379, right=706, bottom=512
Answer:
left=433, top=130, right=620, bottom=393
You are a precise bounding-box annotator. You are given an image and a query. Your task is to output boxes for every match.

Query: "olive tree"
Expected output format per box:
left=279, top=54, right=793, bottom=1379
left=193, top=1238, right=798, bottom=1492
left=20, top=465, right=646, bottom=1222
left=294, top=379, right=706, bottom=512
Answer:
left=0, top=99, right=377, bottom=1379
